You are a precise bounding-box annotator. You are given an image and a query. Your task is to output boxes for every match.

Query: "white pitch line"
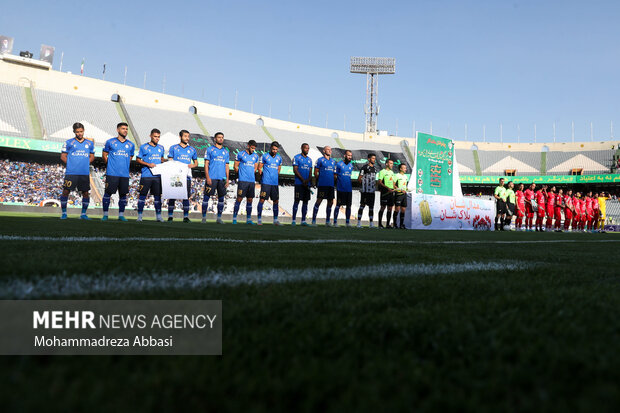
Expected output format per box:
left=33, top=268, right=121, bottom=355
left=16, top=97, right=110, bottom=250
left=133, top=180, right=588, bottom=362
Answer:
left=0, top=235, right=618, bottom=245
left=0, top=261, right=536, bottom=299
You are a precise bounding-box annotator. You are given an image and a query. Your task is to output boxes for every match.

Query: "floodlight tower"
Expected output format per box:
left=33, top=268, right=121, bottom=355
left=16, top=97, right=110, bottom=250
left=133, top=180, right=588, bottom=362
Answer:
left=350, top=57, right=395, bottom=134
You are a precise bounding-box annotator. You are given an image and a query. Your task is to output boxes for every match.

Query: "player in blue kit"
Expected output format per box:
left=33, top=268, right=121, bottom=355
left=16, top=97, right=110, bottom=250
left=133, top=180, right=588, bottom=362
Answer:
left=257, top=142, right=283, bottom=225
left=202, top=132, right=230, bottom=224
left=135, top=129, right=166, bottom=222
left=312, top=146, right=337, bottom=226
left=233, top=140, right=259, bottom=224
left=333, top=150, right=354, bottom=227
left=102, top=123, right=135, bottom=221
left=291, top=143, right=312, bottom=226
left=59, top=122, right=95, bottom=220
left=167, top=130, right=198, bottom=222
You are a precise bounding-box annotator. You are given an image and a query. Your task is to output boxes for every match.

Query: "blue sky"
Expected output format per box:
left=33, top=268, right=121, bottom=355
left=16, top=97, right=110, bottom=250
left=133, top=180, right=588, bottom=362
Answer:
left=2, top=0, right=620, bottom=142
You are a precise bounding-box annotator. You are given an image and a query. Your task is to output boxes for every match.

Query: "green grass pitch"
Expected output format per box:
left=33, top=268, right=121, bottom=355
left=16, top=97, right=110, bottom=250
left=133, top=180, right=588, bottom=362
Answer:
left=1, top=212, right=620, bottom=411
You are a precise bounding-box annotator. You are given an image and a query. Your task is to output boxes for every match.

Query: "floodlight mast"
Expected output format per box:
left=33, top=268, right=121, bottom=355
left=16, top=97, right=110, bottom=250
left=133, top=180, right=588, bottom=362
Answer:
left=350, top=57, right=395, bottom=134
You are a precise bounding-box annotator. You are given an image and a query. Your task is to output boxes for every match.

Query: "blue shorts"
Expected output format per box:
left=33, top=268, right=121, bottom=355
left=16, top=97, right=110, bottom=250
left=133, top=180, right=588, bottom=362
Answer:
left=205, top=179, right=226, bottom=198
left=260, top=184, right=279, bottom=201
left=237, top=181, right=255, bottom=199
left=105, top=176, right=129, bottom=196
left=63, top=174, right=90, bottom=192
left=317, top=186, right=335, bottom=201
left=139, top=177, right=162, bottom=197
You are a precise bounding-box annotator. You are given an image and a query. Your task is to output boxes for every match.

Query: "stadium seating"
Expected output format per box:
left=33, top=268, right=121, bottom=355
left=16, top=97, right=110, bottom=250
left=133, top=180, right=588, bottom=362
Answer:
left=547, top=150, right=615, bottom=174
left=36, top=89, right=121, bottom=144
left=478, top=151, right=541, bottom=176
left=455, top=148, right=475, bottom=175
left=123, top=104, right=197, bottom=148
left=197, top=115, right=267, bottom=143
left=0, top=83, right=30, bottom=138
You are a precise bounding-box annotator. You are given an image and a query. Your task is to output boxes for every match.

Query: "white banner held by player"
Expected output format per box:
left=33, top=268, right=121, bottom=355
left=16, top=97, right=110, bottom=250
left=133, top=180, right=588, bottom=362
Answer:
left=406, top=193, right=494, bottom=230
left=150, top=160, right=191, bottom=200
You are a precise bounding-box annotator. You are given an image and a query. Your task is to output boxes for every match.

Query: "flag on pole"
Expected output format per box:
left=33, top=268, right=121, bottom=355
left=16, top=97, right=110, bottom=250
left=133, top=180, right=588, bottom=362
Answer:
left=103, top=63, right=106, bottom=74
left=80, top=58, right=84, bottom=75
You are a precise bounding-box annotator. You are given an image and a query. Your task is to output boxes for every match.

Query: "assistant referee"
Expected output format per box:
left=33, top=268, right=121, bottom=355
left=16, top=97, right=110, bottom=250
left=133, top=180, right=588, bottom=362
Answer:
left=494, top=178, right=507, bottom=231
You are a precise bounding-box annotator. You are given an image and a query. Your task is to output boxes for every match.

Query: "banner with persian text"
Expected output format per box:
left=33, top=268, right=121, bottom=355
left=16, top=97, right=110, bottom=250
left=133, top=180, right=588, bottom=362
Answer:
left=411, top=132, right=458, bottom=196
left=405, top=193, right=495, bottom=230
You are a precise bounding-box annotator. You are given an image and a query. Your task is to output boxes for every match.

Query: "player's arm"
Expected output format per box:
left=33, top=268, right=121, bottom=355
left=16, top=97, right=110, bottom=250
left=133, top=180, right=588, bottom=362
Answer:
left=136, top=157, right=156, bottom=169
left=293, top=165, right=304, bottom=183
left=89, top=153, right=95, bottom=163
left=234, top=159, right=240, bottom=175
left=204, top=160, right=211, bottom=186
left=278, top=164, right=282, bottom=176
left=60, top=152, right=68, bottom=164
left=258, top=160, right=264, bottom=176
left=225, top=160, right=230, bottom=187
left=189, top=159, right=198, bottom=169
left=357, top=168, right=363, bottom=184
left=102, top=151, right=109, bottom=164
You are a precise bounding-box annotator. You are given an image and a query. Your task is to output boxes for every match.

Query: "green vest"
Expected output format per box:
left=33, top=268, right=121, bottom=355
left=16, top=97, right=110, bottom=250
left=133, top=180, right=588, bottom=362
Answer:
left=505, top=188, right=515, bottom=203
left=494, top=185, right=506, bottom=200
left=393, top=172, right=408, bottom=192
left=377, top=168, right=395, bottom=189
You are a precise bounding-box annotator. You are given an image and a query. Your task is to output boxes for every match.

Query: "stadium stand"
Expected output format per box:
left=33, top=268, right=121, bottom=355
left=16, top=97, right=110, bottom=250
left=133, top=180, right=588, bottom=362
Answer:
left=196, top=115, right=267, bottom=142
left=546, top=150, right=616, bottom=174
left=36, top=89, right=121, bottom=144
left=455, top=148, right=476, bottom=175
left=0, top=83, right=30, bottom=138
left=123, top=104, right=196, bottom=148
left=478, top=151, right=541, bottom=175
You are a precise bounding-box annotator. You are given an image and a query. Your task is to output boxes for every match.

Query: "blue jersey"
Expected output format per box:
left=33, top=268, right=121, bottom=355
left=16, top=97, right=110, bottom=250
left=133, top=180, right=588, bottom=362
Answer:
left=336, top=161, right=353, bottom=192
left=103, top=137, right=135, bottom=178
left=260, top=153, right=282, bottom=185
left=62, top=137, right=94, bottom=175
left=205, top=145, right=230, bottom=180
left=236, top=150, right=259, bottom=183
left=168, top=144, right=197, bottom=165
left=315, top=156, right=336, bottom=187
left=137, top=142, right=165, bottom=178
left=293, top=153, right=313, bottom=186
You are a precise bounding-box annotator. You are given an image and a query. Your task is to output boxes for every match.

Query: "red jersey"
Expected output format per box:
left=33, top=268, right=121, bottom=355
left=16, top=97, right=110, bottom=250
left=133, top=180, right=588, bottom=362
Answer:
left=564, top=195, right=572, bottom=210
left=547, top=193, right=556, bottom=208
left=535, top=190, right=545, bottom=206
left=573, top=197, right=581, bottom=214
left=593, top=198, right=599, bottom=211
left=579, top=199, right=586, bottom=214
left=516, top=190, right=525, bottom=207
left=524, top=188, right=534, bottom=201
left=585, top=197, right=593, bottom=213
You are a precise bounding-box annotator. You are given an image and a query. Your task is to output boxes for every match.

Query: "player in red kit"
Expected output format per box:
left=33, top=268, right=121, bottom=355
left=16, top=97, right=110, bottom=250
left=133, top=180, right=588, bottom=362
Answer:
left=545, top=186, right=556, bottom=230
left=524, top=183, right=536, bottom=231
left=592, top=193, right=600, bottom=232
left=535, top=184, right=547, bottom=231
left=572, top=192, right=582, bottom=231
left=579, top=196, right=587, bottom=231
left=515, top=183, right=526, bottom=231
left=564, top=189, right=573, bottom=231
left=554, top=188, right=564, bottom=231
left=585, top=191, right=594, bottom=231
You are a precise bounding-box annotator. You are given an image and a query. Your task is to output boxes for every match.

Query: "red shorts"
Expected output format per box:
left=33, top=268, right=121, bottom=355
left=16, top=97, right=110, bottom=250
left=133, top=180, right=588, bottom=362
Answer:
left=547, top=207, right=555, bottom=218
left=564, top=210, right=572, bottom=221
left=554, top=207, right=562, bottom=221
left=538, top=208, right=546, bottom=218
left=517, top=205, right=525, bottom=218
left=525, top=203, right=534, bottom=217
left=593, top=211, right=600, bottom=221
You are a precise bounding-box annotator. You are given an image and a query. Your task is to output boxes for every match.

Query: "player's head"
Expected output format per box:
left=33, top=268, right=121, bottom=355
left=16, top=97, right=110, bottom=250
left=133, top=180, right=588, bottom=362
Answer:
left=214, top=132, right=224, bottom=146
left=72, top=122, right=85, bottom=139
left=499, top=178, right=505, bottom=186
left=594, top=192, right=599, bottom=198
left=301, top=143, right=309, bottom=156
left=530, top=183, right=536, bottom=190
left=518, top=183, right=524, bottom=191
left=385, top=159, right=394, bottom=169
left=587, top=191, right=592, bottom=197
left=323, top=146, right=332, bottom=157
left=150, top=128, right=161, bottom=144
left=367, top=153, right=376, bottom=165
left=270, top=141, right=279, bottom=156
left=508, top=181, right=514, bottom=189
left=399, top=163, right=407, bottom=173
left=549, top=185, right=556, bottom=193
left=179, top=129, right=190, bottom=144
left=344, top=150, right=352, bottom=163
left=567, top=189, right=572, bottom=196
left=247, top=139, right=257, bottom=154
left=117, top=122, right=128, bottom=138
left=558, top=188, right=563, bottom=195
